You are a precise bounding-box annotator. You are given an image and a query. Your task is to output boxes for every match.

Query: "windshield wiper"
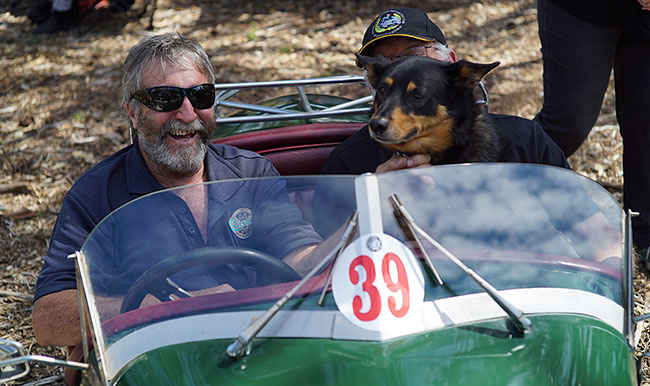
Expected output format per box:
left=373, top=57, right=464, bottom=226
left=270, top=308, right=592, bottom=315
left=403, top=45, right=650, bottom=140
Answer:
left=390, top=195, right=444, bottom=286
left=226, top=212, right=359, bottom=359
left=389, top=194, right=532, bottom=333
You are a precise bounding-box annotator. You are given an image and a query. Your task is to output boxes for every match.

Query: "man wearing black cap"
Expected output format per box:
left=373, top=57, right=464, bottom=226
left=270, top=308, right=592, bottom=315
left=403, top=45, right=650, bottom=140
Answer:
left=357, top=8, right=455, bottom=65
left=320, top=7, right=570, bottom=175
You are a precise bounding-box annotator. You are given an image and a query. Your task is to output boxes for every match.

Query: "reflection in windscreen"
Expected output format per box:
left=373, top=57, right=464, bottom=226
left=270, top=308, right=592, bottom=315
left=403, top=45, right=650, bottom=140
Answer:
left=78, top=166, right=624, bottom=328
left=378, top=164, right=622, bottom=260
left=83, top=178, right=327, bottom=300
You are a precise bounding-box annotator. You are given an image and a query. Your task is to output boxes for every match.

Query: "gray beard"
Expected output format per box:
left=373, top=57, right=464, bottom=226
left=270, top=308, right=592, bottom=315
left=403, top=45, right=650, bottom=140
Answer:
left=137, top=118, right=213, bottom=174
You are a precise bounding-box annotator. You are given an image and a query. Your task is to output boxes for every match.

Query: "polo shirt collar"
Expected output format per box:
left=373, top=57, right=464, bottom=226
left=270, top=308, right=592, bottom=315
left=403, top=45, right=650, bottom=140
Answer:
left=205, top=144, right=246, bottom=202
left=126, top=141, right=247, bottom=201
left=125, top=141, right=165, bottom=195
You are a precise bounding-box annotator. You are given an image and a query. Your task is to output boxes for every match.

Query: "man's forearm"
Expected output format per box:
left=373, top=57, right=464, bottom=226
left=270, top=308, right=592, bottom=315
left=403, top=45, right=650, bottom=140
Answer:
left=32, top=289, right=82, bottom=347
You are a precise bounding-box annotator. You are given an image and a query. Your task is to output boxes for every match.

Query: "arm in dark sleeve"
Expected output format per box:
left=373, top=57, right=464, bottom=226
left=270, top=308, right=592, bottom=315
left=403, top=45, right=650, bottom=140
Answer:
left=254, top=179, right=322, bottom=257
left=320, top=126, right=391, bottom=175
left=34, top=192, right=98, bottom=301
left=531, top=121, right=572, bottom=169
left=321, top=145, right=354, bottom=175
left=491, top=114, right=571, bottom=169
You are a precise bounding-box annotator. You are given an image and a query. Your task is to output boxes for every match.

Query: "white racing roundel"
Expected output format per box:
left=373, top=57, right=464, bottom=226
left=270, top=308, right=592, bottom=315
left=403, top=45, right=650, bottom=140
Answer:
left=332, top=233, right=425, bottom=332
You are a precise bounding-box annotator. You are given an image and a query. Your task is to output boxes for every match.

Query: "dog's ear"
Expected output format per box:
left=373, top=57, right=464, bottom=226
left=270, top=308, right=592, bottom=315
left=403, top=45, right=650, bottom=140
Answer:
left=449, top=60, right=500, bottom=89
left=356, top=53, right=392, bottom=87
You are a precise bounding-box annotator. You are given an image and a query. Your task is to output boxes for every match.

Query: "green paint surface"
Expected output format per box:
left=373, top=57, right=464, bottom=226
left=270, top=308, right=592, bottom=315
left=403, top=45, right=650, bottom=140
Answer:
left=111, top=314, right=637, bottom=386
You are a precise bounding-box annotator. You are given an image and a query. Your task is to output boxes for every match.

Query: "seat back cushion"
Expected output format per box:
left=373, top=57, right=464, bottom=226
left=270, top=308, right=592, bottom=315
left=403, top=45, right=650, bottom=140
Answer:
left=212, top=123, right=364, bottom=175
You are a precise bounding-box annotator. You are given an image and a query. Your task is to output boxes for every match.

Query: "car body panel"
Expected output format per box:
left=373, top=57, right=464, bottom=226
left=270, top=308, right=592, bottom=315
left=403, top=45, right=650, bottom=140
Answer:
left=66, top=164, right=635, bottom=385
left=112, top=315, right=635, bottom=386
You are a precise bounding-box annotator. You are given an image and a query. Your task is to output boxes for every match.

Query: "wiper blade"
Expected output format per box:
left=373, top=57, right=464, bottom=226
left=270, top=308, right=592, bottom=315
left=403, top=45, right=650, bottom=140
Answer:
left=389, top=194, right=532, bottom=332
left=390, top=195, right=444, bottom=286
left=317, top=236, right=350, bottom=307
left=226, top=212, right=359, bottom=359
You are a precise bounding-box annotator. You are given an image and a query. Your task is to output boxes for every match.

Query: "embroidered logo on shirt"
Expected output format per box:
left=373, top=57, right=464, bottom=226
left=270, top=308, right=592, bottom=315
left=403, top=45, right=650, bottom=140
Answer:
left=374, top=10, right=405, bottom=36
left=229, top=208, right=253, bottom=239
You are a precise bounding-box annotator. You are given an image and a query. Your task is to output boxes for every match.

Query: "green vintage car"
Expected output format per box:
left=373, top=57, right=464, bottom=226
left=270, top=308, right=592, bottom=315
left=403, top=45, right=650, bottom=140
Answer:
left=0, top=77, right=645, bottom=386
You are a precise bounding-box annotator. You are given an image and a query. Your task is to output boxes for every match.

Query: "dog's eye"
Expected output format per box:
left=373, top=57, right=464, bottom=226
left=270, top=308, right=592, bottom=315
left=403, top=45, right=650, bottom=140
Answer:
left=411, top=90, right=424, bottom=99
left=377, top=84, right=388, bottom=94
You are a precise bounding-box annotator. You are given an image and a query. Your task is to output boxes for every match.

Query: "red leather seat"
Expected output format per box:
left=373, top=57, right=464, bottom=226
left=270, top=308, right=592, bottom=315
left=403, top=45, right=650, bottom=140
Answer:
left=212, top=123, right=364, bottom=175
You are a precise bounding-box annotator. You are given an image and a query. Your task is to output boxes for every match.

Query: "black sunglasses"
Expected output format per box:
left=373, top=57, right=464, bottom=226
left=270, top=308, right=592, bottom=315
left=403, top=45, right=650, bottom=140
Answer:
left=131, top=83, right=216, bottom=112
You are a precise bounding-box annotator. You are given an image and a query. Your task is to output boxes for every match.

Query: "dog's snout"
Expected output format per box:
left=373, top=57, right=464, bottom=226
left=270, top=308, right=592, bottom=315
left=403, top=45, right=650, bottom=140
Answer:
left=369, top=117, right=390, bottom=134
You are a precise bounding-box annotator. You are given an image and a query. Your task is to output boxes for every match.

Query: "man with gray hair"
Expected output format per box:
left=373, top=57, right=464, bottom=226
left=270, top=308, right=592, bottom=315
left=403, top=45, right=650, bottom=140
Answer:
left=321, top=7, right=570, bottom=174
left=32, top=33, right=321, bottom=348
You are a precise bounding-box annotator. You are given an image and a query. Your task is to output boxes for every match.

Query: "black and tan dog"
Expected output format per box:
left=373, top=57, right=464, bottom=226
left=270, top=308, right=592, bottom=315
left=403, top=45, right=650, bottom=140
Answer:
left=357, top=54, right=504, bottom=164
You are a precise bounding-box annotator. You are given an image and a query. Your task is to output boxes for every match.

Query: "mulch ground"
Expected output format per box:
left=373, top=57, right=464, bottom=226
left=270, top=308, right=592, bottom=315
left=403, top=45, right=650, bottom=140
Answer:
left=1, top=0, right=648, bottom=384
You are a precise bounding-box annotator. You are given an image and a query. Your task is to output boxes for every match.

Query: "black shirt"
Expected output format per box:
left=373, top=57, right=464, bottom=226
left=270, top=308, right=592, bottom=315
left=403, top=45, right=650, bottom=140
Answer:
left=321, top=113, right=570, bottom=175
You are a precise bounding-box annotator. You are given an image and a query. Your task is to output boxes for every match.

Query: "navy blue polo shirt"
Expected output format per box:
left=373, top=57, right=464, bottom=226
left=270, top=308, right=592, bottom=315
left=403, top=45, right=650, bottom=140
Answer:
left=34, top=142, right=321, bottom=301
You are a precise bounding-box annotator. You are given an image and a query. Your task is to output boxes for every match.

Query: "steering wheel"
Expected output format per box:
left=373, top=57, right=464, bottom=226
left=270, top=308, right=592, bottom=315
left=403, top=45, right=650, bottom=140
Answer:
left=120, top=247, right=301, bottom=313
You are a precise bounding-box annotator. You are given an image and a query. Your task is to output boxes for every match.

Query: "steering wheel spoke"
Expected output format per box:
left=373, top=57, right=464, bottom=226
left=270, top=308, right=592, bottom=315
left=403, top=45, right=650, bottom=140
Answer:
left=146, top=278, right=192, bottom=302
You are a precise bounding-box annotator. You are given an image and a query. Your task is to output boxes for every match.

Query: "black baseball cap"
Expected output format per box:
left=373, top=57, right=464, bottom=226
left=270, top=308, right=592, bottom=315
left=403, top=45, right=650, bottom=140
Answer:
left=358, top=8, right=447, bottom=58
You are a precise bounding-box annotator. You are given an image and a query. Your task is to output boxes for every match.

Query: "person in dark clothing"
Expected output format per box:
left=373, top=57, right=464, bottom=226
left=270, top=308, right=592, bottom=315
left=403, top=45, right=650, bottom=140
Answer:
left=322, top=113, right=570, bottom=175
left=29, top=0, right=77, bottom=33
left=316, top=8, right=621, bottom=271
left=321, top=7, right=570, bottom=176
left=31, top=33, right=321, bottom=349
left=28, top=0, right=134, bottom=33
left=533, top=0, right=650, bottom=268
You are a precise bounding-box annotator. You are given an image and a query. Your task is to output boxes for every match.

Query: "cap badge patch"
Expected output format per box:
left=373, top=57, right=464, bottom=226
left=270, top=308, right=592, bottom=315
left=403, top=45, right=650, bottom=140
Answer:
left=374, top=10, right=405, bottom=36
left=229, top=208, right=253, bottom=239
